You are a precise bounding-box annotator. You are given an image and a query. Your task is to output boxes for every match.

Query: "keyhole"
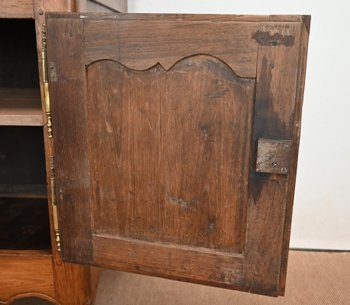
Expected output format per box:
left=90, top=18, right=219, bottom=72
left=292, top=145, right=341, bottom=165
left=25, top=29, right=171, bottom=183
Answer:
left=272, top=161, right=278, bottom=167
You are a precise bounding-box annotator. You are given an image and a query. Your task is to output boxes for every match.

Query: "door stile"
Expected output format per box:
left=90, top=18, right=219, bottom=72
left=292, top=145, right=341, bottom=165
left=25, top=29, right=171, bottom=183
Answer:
left=244, top=23, right=303, bottom=296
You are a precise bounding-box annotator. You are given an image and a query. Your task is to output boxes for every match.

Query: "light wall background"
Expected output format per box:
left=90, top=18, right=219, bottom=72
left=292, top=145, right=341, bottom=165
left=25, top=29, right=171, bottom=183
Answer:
left=127, top=0, right=350, bottom=250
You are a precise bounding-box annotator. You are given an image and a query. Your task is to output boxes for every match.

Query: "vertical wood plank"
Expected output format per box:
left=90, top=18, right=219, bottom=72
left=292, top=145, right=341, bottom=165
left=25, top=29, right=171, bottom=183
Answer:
left=47, top=17, right=93, bottom=264
left=86, top=61, right=135, bottom=237
left=162, top=57, right=254, bottom=252
left=244, top=23, right=302, bottom=295
left=278, top=16, right=311, bottom=295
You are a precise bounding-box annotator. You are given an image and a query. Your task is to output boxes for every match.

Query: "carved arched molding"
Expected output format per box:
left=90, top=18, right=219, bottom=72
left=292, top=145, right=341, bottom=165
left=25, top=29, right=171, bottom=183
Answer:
left=86, top=54, right=255, bottom=84
left=0, top=293, right=59, bottom=305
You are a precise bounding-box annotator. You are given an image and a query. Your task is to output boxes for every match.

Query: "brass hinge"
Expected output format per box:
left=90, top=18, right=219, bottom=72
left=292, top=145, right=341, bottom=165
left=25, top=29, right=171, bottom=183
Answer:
left=50, top=156, right=61, bottom=252
left=43, top=24, right=60, bottom=252
left=41, top=24, right=53, bottom=138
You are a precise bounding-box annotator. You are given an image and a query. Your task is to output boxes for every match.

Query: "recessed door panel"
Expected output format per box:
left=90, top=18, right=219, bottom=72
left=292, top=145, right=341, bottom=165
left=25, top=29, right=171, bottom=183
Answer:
left=46, top=13, right=310, bottom=296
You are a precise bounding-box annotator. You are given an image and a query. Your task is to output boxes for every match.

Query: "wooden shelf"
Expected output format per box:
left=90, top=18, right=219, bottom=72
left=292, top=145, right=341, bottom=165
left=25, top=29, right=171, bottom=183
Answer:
left=0, top=184, right=47, bottom=199
left=0, top=88, right=43, bottom=126
left=0, top=1, right=34, bottom=19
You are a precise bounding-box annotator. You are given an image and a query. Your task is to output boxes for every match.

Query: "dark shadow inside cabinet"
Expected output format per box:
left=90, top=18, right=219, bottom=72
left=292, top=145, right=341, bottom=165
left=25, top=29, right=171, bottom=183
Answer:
left=0, top=19, right=39, bottom=88
left=0, top=18, right=51, bottom=251
left=0, top=127, right=50, bottom=251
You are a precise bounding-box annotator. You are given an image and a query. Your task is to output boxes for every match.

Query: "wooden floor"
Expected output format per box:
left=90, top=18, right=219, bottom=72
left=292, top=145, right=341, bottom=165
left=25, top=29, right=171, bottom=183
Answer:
left=13, top=251, right=350, bottom=305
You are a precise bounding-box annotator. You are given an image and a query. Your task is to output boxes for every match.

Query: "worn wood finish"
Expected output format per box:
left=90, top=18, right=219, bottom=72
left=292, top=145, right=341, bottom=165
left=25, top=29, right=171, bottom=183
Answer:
left=31, top=1, right=100, bottom=304
left=46, top=12, right=307, bottom=22
left=32, top=2, right=100, bottom=304
left=47, top=13, right=310, bottom=296
left=87, top=56, right=254, bottom=253
left=46, top=16, right=93, bottom=263
left=34, top=0, right=76, bottom=115
left=0, top=1, right=99, bottom=305
left=84, top=19, right=258, bottom=78
left=0, top=250, right=55, bottom=304
left=93, top=235, right=244, bottom=289
left=0, top=0, right=34, bottom=18
left=42, top=13, right=101, bottom=305
left=278, top=15, right=311, bottom=295
left=43, top=125, right=100, bottom=305
left=243, top=23, right=303, bottom=295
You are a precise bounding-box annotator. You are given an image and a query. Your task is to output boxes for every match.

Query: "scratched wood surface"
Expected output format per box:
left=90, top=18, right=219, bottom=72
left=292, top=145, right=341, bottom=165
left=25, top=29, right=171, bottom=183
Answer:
left=47, top=13, right=310, bottom=296
left=87, top=56, right=255, bottom=253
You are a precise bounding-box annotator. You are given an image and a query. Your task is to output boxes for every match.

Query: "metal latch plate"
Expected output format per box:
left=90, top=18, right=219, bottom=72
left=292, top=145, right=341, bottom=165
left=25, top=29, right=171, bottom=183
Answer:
left=256, top=139, right=292, bottom=175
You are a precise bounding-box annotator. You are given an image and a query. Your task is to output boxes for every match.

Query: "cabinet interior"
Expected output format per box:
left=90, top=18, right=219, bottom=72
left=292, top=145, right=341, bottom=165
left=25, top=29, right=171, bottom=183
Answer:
left=0, top=127, right=50, bottom=251
left=0, top=17, right=50, bottom=252
left=0, top=19, right=42, bottom=126
left=0, top=19, right=39, bottom=88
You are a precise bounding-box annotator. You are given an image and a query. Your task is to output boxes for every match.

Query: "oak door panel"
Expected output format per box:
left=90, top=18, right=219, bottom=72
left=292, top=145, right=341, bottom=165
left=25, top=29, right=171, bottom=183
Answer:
left=86, top=57, right=254, bottom=254
left=83, top=18, right=259, bottom=77
left=46, top=13, right=310, bottom=296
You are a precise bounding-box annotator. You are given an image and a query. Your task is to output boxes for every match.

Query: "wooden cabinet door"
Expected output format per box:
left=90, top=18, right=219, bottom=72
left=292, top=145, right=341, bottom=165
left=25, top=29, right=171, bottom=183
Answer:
left=46, top=13, right=310, bottom=296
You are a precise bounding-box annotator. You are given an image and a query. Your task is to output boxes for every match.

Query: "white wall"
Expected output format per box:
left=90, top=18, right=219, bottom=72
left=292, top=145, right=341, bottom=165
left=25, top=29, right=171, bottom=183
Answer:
left=128, top=0, right=350, bottom=250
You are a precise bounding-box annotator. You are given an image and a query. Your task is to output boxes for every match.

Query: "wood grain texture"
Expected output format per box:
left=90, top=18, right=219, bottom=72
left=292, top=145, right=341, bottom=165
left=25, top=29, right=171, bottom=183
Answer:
left=0, top=2, right=97, bottom=305
left=42, top=122, right=100, bottom=305
left=243, top=22, right=304, bottom=295
left=47, top=14, right=310, bottom=297
left=30, top=2, right=99, bottom=305
left=0, top=0, right=34, bottom=18
left=0, top=251, right=54, bottom=304
left=84, top=18, right=259, bottom=77
left=47, top=12, right=306, bottom=22
left=34, top=0, right=76, bottom=120
left=47, top=15, right=93, bottom=264
left=93, top=235, right=244, bottom=289
left=42, top=11, right=100, bottom=305
left=87, top=56, right=254, bottom=253
left=278, top=16, right=311, bottom=296
left=0, top=293, right=58, bottom=305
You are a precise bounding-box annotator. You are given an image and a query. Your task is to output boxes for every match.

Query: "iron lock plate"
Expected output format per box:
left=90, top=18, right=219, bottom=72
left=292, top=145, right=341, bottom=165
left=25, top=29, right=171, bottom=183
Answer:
left=256, top=139, right=292, bottom=175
